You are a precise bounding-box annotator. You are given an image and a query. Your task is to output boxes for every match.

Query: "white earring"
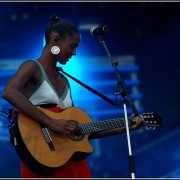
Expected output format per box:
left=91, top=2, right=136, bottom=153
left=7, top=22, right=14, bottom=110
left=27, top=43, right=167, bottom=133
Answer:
left=51, top=46, right=60, bottom=55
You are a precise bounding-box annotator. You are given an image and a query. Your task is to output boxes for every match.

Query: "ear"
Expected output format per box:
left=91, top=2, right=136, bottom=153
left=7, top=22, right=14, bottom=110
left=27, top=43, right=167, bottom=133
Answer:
left=53, top=35, right=60, bottom=43
left=50, top=34, right=60, bottom=44
left=54, top=38, right=59, bottom=42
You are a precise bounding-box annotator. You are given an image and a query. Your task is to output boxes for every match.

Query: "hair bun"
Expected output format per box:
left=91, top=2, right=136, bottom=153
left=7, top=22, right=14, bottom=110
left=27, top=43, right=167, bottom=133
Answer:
left=49, top=15, right=60, bottom=22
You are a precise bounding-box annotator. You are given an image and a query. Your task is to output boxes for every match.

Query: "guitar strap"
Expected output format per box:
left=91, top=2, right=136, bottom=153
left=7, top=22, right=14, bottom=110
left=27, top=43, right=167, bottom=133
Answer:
left=56, top=67, right=117, bottom=107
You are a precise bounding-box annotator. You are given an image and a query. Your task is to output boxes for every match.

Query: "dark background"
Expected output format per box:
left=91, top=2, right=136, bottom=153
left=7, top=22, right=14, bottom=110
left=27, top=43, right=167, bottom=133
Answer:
left=0, top=2, right=180, bottom=178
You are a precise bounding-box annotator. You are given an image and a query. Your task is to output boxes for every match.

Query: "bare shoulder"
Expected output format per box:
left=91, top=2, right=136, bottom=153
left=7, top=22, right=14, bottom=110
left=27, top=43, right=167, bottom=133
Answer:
left=15, top=60, right=40, bottom=76
left=18, top=60, right=39, bottom=71
left=3, top=60, right=40, bottom=91
left=12, top=60, right=40, bottom=82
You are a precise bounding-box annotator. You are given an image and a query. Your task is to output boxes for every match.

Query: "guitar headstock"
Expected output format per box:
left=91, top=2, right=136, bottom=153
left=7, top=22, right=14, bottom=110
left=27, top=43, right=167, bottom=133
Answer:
left=141, top=112, right=163, bottom=130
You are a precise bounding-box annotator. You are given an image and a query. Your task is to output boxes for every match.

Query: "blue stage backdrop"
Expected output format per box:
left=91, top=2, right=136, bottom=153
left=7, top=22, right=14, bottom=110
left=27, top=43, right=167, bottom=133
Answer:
left=0, top=2, right=180, bottom=178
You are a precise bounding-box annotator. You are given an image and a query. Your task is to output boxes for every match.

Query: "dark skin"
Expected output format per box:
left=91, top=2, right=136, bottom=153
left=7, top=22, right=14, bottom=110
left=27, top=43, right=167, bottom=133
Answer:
left=2, top=32, right=143, bottom=139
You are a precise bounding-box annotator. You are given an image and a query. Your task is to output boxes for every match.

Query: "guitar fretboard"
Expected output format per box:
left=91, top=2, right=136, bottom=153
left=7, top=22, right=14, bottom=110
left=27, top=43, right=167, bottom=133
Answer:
left=78, top=117, right=134, bottom=135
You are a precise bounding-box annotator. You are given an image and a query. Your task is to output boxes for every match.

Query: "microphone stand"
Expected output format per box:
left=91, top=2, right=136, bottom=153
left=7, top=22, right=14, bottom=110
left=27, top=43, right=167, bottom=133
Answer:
left=99, top=35, right=139, bottom=179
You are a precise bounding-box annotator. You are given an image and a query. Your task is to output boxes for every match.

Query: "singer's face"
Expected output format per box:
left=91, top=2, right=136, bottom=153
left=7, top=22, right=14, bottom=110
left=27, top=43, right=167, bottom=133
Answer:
left=58, top=33, right=80, bottom=65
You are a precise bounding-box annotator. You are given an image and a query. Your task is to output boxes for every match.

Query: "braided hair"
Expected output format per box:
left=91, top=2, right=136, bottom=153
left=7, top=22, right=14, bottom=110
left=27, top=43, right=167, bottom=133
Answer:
left=44, top=15, right=79, bottom=45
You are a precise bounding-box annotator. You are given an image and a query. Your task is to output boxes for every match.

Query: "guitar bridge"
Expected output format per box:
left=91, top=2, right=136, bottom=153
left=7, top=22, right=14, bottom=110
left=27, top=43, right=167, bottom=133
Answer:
left=40, top=123, right=55, bottom=151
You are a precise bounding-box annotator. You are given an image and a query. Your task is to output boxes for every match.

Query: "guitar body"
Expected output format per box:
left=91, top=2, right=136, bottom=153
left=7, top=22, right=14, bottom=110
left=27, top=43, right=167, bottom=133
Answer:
left=11, top=107, right=93, bottom=174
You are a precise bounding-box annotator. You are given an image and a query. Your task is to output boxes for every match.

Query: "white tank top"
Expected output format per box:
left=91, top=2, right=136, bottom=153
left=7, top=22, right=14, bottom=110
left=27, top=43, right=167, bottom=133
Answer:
left=28, top=60, right=73, bottom=109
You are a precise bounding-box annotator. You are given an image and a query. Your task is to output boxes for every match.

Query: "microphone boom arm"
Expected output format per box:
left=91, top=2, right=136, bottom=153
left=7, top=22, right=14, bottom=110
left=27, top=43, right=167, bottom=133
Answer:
left=99, top=36, right=139, bottom=116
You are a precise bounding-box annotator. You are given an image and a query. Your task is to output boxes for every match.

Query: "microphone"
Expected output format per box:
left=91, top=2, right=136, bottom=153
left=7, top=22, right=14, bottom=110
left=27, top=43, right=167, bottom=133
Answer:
left=90, top=25, right=109, bottom=36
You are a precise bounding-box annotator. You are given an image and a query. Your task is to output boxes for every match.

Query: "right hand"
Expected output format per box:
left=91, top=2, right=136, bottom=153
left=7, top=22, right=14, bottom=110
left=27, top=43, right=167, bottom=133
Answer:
left=49, top=119, right=79, bottom=136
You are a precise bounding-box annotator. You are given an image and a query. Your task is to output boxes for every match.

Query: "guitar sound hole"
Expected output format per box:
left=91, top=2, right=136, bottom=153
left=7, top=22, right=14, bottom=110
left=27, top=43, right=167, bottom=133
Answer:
left=68, top=133, right=85, bottom=141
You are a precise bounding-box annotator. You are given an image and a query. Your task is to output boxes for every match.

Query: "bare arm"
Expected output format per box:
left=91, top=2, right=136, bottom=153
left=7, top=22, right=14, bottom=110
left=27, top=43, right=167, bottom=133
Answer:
left=2, top=61, right=77, bottom=136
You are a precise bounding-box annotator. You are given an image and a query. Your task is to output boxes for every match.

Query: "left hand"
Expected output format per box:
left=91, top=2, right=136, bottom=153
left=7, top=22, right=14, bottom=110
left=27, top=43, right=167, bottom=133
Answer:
left=130, top=115, right=143, bottom=130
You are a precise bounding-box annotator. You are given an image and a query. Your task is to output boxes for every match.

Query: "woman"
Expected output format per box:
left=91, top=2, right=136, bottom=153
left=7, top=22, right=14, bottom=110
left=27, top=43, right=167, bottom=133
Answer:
left=2, top=15, right=143, bottom=178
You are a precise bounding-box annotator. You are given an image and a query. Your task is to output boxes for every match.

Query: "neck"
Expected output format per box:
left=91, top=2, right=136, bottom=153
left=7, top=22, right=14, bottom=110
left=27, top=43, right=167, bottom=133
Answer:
left=38, top=47, right=57, bottom=71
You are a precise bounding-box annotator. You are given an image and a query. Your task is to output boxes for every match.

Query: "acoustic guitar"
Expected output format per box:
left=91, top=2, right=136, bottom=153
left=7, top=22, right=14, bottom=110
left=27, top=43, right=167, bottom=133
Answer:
left=9, top=106, right=162, bottom=174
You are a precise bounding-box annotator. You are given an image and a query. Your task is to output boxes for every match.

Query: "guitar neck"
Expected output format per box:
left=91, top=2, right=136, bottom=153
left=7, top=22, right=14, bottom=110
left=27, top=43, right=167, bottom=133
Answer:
left=78, top=117, right=134, bottom=135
